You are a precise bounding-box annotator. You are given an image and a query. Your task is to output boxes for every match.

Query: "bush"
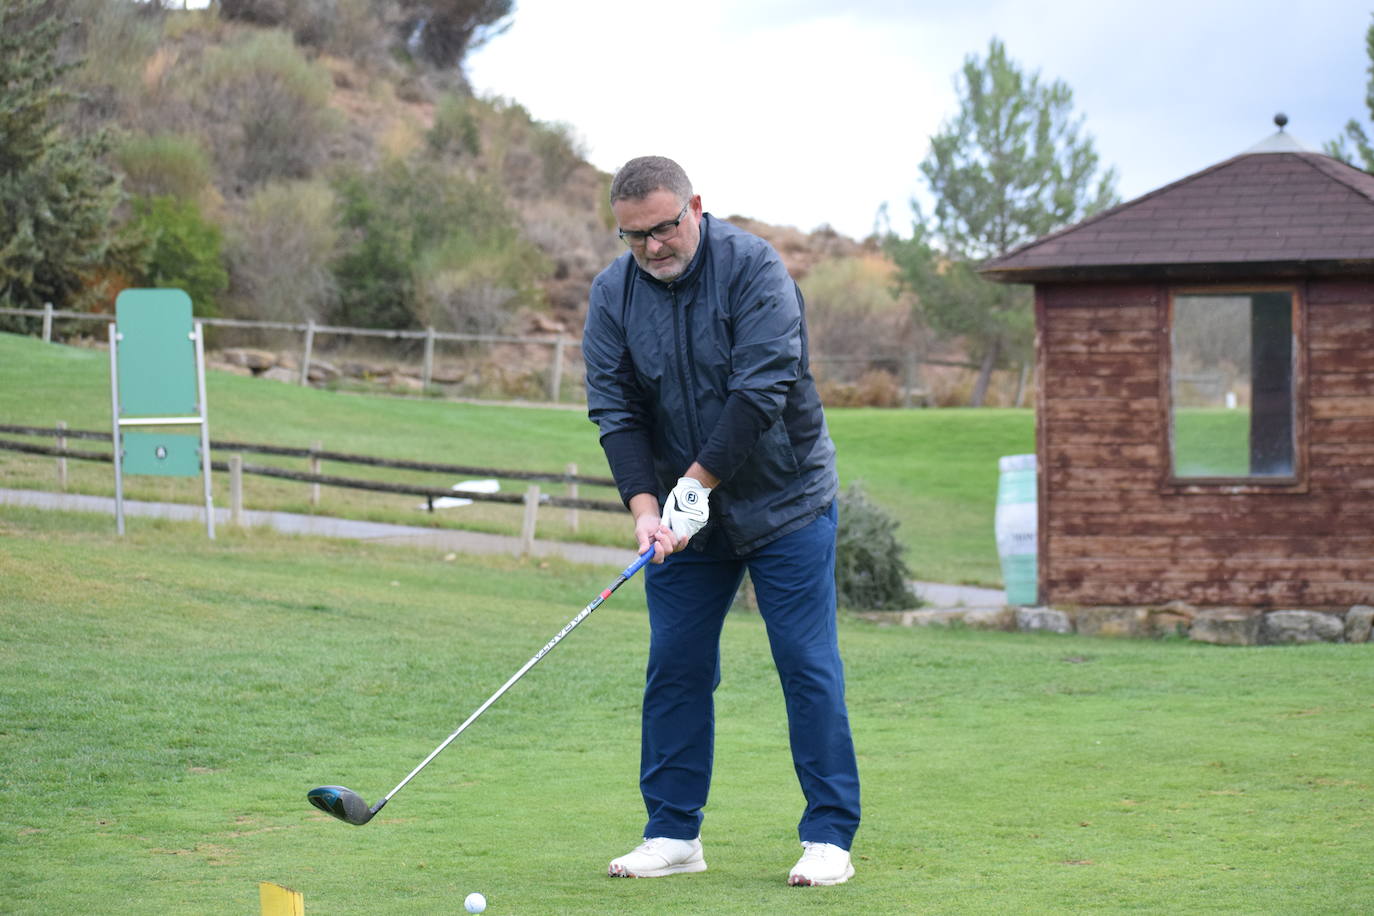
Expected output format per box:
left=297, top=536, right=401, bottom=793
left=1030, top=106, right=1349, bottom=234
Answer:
left=331, top=159, right=548, bottom=331
left=129, top=195, right=229, bottom=316
left=427, top=92, right=481, bottom=158
left=114, top=133, right=214, bottom=199
left=224, top=179, right=338, bottom=323
left=835, top=483, right=918, bottom=611
left=190, top=29, right=336, bottom=186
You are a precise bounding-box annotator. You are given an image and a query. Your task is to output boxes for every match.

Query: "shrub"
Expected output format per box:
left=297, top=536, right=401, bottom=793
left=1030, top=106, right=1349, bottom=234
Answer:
left=835, top=483, right=918, bottom=611
left=331, top=159, right=548, bottom=331
left=427, top=92, right=481, bottom=158
left=129, top=195, right=229, bottom=316
left=224, top=179, right=338, bottom=323
left=114, top=133, right=214, bottom=200
left=190, top=29, right=336, bottom=186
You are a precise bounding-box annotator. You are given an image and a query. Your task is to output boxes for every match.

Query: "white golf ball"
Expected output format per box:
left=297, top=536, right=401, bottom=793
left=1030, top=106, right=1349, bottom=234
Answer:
left=464, top=891, right=487, bottom=913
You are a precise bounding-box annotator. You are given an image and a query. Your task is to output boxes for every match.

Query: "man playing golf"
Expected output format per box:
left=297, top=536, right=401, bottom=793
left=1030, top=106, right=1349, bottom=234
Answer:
left=582, top=156, right=861, bottom=886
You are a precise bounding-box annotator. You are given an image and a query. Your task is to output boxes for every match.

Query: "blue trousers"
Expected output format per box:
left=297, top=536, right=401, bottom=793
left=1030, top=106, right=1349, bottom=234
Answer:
left=639, top=501, right=861, bottom=849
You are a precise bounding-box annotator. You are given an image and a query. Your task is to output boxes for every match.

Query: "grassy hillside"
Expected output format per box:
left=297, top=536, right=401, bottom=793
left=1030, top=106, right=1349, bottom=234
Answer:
left=0, top=333, right=1032, bottom=584
left=2, top=509, right=1369, bottom=914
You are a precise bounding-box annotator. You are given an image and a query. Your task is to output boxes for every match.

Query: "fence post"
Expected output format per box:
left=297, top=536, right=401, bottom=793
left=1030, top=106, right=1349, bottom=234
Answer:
left=549, top=335, right=565, bottom=403
left=423, top=327, right=435, bottom=389
left=565, top=462, right=579, bottom=534
left=230, top=454, right=244, bottom=527
left=309, top=440, right=322, bottom=507
left=520, top=484, right=541, bottom=555
left=299, top=320, right=315, bottom=386
left=55, top=420, right=68, bottom=489
left=42, top=303, right=53, bottom=343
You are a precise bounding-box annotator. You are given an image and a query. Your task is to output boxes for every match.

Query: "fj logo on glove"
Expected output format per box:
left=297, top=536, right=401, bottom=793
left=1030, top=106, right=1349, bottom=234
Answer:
left=663, top=477, right=711, bottom=539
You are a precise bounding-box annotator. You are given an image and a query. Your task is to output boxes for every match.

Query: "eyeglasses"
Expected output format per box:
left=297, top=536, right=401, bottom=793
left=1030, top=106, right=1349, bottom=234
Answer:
left=617, top=203, right=690, bottom=246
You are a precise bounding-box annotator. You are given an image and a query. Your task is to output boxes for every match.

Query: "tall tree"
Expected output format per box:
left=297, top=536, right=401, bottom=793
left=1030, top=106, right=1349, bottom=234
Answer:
left=399, top=0, right=514, bottom=71
left=889, top=37, right=1118, bottom=405
left=0, top=0, right=129, bottom=318
left=1326, top=15, right=1374, bottom=170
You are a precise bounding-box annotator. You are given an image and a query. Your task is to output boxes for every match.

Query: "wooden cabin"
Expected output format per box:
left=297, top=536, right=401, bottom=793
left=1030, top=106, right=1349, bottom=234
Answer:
left=980, top=126, right=1374, bottom=609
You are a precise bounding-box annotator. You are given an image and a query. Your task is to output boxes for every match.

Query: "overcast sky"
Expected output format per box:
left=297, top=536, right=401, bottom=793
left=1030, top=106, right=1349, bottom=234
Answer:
left=466, top=0, right=1372, bottom=240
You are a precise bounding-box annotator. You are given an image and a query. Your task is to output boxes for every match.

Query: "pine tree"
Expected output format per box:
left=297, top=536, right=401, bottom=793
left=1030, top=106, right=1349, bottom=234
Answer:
left=889, top=38, right=1118, bottom=405
left=0, top=0, right=128, bottom=320
left=1326, top=16, right=1374, bottom=170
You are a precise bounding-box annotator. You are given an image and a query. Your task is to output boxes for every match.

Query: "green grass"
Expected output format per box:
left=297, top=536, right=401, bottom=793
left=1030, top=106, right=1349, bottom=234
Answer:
left=2, top=509, right=1369, bottom=914
left=0, top=332, right=1031, bottom=584
left=1173, top=408, right=1251, bottom=477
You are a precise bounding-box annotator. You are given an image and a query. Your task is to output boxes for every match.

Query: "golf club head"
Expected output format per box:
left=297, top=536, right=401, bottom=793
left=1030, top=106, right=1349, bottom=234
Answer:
left=308, top=785, right=382, bottom=825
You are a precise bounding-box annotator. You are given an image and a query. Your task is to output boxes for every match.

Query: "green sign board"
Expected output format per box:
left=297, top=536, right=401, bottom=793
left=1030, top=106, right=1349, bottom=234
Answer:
left=115, top=288, right=198, bottom=417
left=121, top=431, right=204, bottom=477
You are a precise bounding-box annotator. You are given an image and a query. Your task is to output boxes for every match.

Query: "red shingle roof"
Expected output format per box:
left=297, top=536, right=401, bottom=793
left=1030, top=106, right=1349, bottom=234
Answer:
left=981, top=149, right=1374, bottom=282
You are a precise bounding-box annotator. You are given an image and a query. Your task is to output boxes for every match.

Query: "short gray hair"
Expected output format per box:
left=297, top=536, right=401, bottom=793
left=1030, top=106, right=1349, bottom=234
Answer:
left=609, top=156, right=693, bottom=205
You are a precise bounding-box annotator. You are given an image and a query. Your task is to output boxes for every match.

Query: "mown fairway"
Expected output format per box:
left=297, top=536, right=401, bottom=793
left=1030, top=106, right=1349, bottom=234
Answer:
left=0, top=332, right=1032, bottom=585
left=1, top=509, right=1370, bottom=914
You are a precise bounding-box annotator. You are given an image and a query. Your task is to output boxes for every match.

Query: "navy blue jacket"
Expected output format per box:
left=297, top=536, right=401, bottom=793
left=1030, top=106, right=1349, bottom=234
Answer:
left=583, top=214, right=838, bottom=555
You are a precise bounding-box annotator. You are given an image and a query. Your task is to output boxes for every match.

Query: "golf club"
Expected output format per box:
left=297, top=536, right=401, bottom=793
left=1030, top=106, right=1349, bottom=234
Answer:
left=307, top=544, right=655, bottom=826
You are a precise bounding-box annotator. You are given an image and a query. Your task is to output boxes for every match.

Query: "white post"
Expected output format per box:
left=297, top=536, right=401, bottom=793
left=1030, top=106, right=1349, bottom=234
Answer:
left=108, top=323, right=125, bottom=536
left=549, top=335, right=565, bottom=403
left=566, top=462, right=579, bottom=535
left=230, top=454, right=244, bottom=527
left=56, top=420, right=68, bottom=490
left=310, top=440, right=322, bottom=507
left=520, top=484, right=541, bottom=555
left=299, top=320, right=316, bottom=386
left=42, top=303, right=53, bottom=343
left=193, top=321, right=215, bottom=540
left=423, top=327, right=435, bottom=389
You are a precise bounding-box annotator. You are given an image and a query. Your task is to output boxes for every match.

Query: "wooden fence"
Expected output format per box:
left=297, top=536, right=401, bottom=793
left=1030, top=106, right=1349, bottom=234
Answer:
left=0, top=424, right=624, bottom=552
left=0, top=305, right=576, bottom=401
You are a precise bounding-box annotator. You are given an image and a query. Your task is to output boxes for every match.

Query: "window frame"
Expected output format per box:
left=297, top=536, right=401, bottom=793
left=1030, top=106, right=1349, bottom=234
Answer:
left=1159, top=283, right=1308, bottom=495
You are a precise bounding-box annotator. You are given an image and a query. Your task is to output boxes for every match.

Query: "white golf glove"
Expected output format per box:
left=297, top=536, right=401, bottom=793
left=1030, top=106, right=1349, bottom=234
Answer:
left=662, top=477, right=711, bottom=540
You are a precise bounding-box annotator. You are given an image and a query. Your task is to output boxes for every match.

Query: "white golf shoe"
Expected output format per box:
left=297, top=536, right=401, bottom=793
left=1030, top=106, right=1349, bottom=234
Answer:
left=607, top=836, right=707, bottom=878
left=787, top=841, right=855, bottom=886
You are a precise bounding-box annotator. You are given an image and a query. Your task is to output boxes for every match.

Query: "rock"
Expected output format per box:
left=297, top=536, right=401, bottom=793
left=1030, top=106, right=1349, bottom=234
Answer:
left=220, top=348, right=278, bottom=371
left=207, top=360, right=253, bottom=376
left=1016, top=607, right=1072, bottom=634
left=1189, top=609, right=1260, bottom=646
left=1346, top=605, right=1374, bottom=644
left=962, top=608, right=1016, bottom=631
left=1075, top=606, right=1151, bottom=638
left=1260, top=610, right=1345, bottom=645
left=1147, top=603, right=1196, bottom=638
left=901, top=609, right=967, bottom=627
left=261, top=366, right=298, bottom=383
left=307, top=359, right=340, bottom=382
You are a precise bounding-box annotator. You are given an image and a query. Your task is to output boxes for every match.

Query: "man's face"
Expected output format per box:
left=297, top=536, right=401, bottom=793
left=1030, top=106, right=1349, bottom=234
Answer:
left=612, top=189, right=702, bottom=282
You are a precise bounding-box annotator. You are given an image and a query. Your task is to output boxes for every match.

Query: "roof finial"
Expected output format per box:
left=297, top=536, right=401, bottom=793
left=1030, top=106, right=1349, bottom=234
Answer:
left=1274, top=112, right=1289, bottom=131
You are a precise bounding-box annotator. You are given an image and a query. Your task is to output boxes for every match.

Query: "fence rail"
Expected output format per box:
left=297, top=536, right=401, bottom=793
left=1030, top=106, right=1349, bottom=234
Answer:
left=0, top=305, right=577, bottom=401
left=0, top=423, right=625, bottom=555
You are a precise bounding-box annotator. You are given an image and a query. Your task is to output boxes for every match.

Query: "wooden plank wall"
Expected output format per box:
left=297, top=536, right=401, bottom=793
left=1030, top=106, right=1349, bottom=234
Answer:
left=1039, top=279, right=1374, bottom=608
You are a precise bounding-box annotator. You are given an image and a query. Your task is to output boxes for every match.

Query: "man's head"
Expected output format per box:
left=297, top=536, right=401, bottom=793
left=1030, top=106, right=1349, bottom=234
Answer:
left=610, top=156, right=703, bottom=282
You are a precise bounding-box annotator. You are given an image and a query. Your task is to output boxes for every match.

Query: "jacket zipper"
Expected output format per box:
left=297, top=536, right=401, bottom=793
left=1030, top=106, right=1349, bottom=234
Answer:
left=670, top=284, right=703, bottom=461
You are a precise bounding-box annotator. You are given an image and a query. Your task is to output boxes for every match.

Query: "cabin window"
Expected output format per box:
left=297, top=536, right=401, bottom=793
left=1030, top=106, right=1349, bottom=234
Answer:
left=1169, top=290, right=1295, bottom=480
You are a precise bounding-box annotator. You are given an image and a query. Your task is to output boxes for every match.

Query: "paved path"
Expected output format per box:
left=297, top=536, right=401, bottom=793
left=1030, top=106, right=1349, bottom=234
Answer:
left=1, top=488, right=1007, bottom=609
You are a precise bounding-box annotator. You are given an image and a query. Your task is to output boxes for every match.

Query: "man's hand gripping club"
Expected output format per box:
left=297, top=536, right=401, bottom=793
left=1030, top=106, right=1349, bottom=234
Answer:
left=630, top=465, right=717, bottom=563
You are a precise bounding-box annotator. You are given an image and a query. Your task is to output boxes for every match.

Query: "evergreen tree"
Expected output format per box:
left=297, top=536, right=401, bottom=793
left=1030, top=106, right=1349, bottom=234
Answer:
left=0, top=0, right=129, bottom=320
left=1326, top=15, right=1374, bottom=171
left=888, top=38, right=1118, bottom=405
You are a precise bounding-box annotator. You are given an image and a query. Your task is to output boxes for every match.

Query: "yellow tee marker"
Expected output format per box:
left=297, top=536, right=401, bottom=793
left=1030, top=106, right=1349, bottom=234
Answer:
left=259, top=882, right=304, bottom=916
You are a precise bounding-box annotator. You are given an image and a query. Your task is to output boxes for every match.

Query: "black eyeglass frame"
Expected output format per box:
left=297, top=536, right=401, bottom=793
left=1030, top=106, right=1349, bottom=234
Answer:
left=617, top=202, right=690, bottom=246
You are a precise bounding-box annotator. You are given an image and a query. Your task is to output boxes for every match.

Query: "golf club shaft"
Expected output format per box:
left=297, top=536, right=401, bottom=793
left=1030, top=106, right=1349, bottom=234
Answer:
left=378, top=545, right=656, bottom=806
